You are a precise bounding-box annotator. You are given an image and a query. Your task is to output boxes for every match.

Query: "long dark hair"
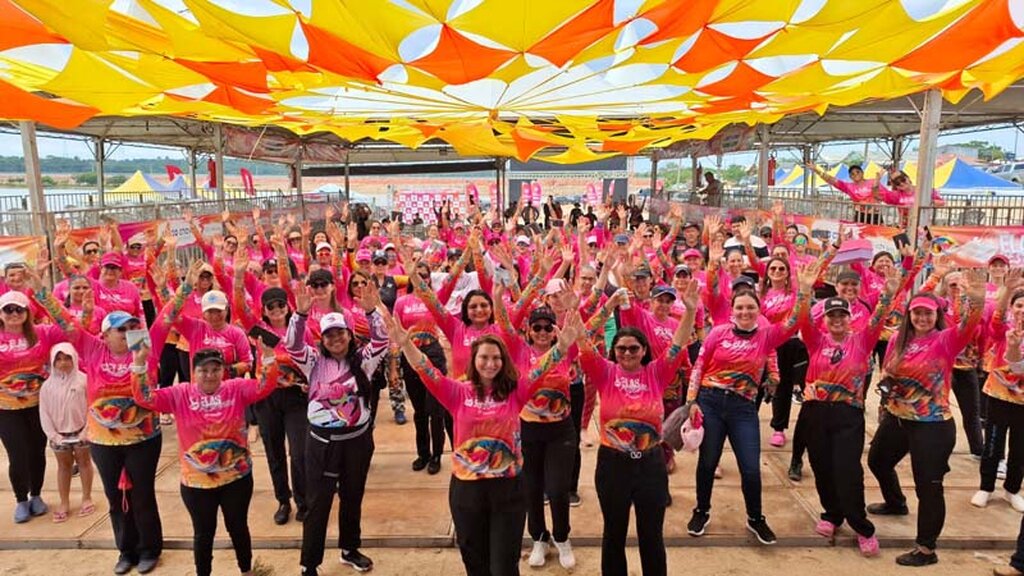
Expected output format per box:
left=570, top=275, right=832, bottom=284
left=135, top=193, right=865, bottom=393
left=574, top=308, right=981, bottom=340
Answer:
left=608, top=327, right=653, bottom=366
left=465, top=335, right=518, bottom=401
left=891, top=292, right=947, bottom=361
left=319, top=328, right=372, bottom=400
left=759, top=257, right=791, bottom=297
left=460, top=289, right=495, bottom=326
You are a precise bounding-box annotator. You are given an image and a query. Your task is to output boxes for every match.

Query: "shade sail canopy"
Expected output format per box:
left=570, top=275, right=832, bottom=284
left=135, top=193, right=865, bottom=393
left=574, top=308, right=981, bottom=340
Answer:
left=1, top=1, right=1023, bottom=164
left=905, top=158, right=1023, bottom=190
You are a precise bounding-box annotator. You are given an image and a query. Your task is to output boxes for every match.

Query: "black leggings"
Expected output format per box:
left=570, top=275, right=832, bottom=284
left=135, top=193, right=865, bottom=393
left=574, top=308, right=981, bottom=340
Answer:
left=596, top=447, right=667, bottom=576
left=176, top=348, right=191, bottom=384
left=951, top=368, right=984, bottom=456
left=254, top=387, right=308, bottom=507
left=771, top=338, right=808, bottom=432
left=980, top=396, right=1024, bottom=494
left=803, top=402, right=874, bottom=537
left=522, top=419, right=575, bottom=543
left=449, top=476, right=526, bottom=576
left=0, top=406, right=46, bottom=502
left=569, top=382, right=584, bottom=494
left=157, top=344, right=179, bottom=389
left=90, top=435, right=164, bottom=563
left=180, top=474, right=254, bottom=576
left=401, top=340, right=451, bottom=459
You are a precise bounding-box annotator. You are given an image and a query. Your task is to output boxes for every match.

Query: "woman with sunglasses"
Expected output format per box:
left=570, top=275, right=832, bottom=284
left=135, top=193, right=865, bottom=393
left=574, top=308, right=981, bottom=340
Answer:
left=874, top=169, right=946, bottom=227
left=0, top=290, right=66, bottom=523
left=291, top=281, right=388, bottom=575
left=867, top=270, right=985, bottom=567
left=971, top=270, right=1024, bottom=513
left=92, top=252, right=146, bottom=325
left=389, top=306, right=584, bottom=576
left=233, top=252, right=310, bottom=526
left=31, top=275, right=163, bottom=575
left=302, top=268, right=353, bottom=345
left=131, top=343, right=279, bottom=576
left=799, top=256, right=914, bottom=556
left=685, top=260, right=819, bottom=546
left=575, top=281, right=696, bottom=576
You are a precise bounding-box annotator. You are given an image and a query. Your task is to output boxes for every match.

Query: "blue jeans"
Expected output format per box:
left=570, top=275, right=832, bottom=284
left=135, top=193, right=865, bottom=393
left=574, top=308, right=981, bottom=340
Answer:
left=695, top=387, right=762, bottom=518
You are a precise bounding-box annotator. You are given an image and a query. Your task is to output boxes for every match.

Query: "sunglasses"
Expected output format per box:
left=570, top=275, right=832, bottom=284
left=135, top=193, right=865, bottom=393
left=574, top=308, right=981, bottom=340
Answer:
left=225, top=240, right=238, bottom=246
left=116, top=323, right=141, bottom=333
left=1, top=305, right=26, bottom=314
left=579, top=276, right=597, bottom=282
left=643, top=234, right=653, bottom=239
left=531, top=323, right=554, bottom=333
left=310, top=281, right=331, bottom=289
left=102, top=264, right=121, bottom=271
left=84, top=248, right=100, bottom=255
left=761, top=232, right=772, bottom=238
left=129, top=244, right=143, bottom=250
left=350, top=280, right=368, bottom=287
left=199, top=272, right=213, bottom=280
left=893, top=177, right=909, bottom=186
left=288, top=236, right=302, bottom=242
left=615, top=344, right=643, bottom=355
left=768, top=265, right=788, bottom=272
left=675, top=271, right=691, bottom=278
left=265, top=300, right=288, bottom=311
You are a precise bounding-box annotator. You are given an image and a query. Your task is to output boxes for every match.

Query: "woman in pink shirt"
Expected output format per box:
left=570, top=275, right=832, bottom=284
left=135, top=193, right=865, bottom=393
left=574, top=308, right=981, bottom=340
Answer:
left=132, top=344, right=279, bottom=576
left=866, top=270, right=985, bottom=567
left=91, top=252, right=145, bottom=324
left=39, top=342, right=95, bottom=523
left=64, top=275, right=106, bottom=335
left=576, top=283, right=696, bottom=576
left=808, top=163, right=882, bottom=224
left=0, top=290, right=65, bottom=524
left=390, top=308, right=583, bottom=576
left=874, top=169, right=946, bottom=228
left=685, top=261, right=818, bottom=545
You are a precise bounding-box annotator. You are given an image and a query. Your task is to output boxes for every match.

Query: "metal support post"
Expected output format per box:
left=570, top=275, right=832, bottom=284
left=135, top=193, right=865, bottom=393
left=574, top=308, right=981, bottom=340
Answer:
left=95, top=138, right=106, bottom=208
left=757, top=125, right=770, bottom=208
left=907, top=89, right=942, bottom=237
left=214, top=123, right=225, bottom=206
left=19, top=121, right=47, bottom=237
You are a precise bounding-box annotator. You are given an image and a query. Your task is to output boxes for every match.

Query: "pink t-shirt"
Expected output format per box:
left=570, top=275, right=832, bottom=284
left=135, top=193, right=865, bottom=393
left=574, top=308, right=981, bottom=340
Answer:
left=801, top=314, right=886, bottom=408
left=517, top=344, right=577, bottom=424
left=91, top=279, right=144, bottom=322
left=0, top=324, right=65, bottom=410
left=761, top=287, right=796, bottom=324
left=68, top=302, right=107, bottom=335
left=688, top=318, right=798, bottom=402
left=579, top=344, right=687, bottom=453
left=138, top=378, right=272, bottom=488
left=620, top=306, right=682, bottom=359
left=175, top=316, right=253, bottom=368
left=982, top=315, right=1024, bottom=405
left=394, top=293, right=434, bottom=334
left=832, top=179, right=875, bottom=203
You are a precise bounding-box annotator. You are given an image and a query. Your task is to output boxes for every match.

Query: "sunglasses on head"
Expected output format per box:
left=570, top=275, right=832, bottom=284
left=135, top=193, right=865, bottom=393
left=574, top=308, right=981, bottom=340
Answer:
left=614, top=344, right=642, bottom=355
left=265, top=300, right=288, bottom=311
left=1, top=305, right=26, bottom=314
left=310, top=281, right=331, bottom=289
left=531, top=323, right=554, bottom=333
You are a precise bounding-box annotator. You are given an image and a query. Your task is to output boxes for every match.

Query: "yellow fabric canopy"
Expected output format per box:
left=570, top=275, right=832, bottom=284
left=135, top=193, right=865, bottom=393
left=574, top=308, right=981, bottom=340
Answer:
left=0, top=0, right=1021, bottom=163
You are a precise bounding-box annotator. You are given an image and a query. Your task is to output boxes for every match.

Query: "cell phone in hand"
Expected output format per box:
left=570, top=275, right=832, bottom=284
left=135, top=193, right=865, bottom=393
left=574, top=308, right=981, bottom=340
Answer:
left=125, top=329, right=151, bottom=352
left=893, top=233, right=910, bottom=250
left=248, top=325, right=282, bottom=349
left=550, top=219, right=564, bottom=228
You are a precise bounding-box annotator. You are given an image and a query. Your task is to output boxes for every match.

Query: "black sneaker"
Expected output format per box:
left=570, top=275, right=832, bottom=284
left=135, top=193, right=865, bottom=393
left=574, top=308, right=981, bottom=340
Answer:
left=301, top=567, right=319, bottom=576
left=137, top=557, right=159, bottom=574
left=274, top=502, right=291, bottom=525
left=340, top=549, right=373, bottom=572
left=568, top=492, right=581, bottom=507
left=867, top=502, right=909, bottom=516
left=113, top=558, right=136, bottom=575
left=296, top=504, right=309, bottom=522
left=788, top=460, right=803, bottom=482
left=747, top=516, right=777, bottom=545
left=687, top=509, right=710, bottom=537
left=411, top=456, right=429, bottom=471
left=427, top=456, right=441, bottom=475
left=895, top=549, right=938, bottom=567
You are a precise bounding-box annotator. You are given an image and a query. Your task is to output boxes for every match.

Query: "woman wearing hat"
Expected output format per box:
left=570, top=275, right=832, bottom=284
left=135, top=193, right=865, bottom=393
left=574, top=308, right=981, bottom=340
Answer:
left=233, top=257, right=310, bottom=525
left=31, top=275, right=163, bottom=574
left=685, top=260, right=820, bottom=546
left=289, top=282, right=389, bottom=575
left=131, top=344, right=279, bottom=576
left=0, top=289, right=66, bottom=523
left=93, top=252, right=146, bottom=323
left=867, top=270, right=986, bottom=567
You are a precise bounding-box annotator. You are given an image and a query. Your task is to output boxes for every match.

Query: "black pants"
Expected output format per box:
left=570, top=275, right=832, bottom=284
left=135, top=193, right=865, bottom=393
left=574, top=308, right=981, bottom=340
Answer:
left=449, top=475, right=526, bottom=576
left=142, top=298, right=156, bottom=328
left=595, top=446, right=667, bottom=576
left=301, top=428, right=374, bottom=571
left=157, top=344, right=179, bottom=389
left=802, top=402, right=874, bottom=537
left=951, top=368, right=984, bottom=456
left=522, top=419, right=575, bottom=543
left=177, top=348, right=191, bottom=384
left=868, top=415, right=955, bottom=550
left=254, top=387, right=308, bottom=507
left=0, top=406, right=47, bottom=502
left=401, top=341, right=451, bottom=459
left=771, top=338, right=808, bottom=432
left=90, top=435, right=164, bottom=563
left=1013, top=512, right=1024, bottom=572
left=569, top=382, right=584, bottom=494
left=180, top=474, right=254, bottom=576
left=980, top=396, right=1024, bottom=493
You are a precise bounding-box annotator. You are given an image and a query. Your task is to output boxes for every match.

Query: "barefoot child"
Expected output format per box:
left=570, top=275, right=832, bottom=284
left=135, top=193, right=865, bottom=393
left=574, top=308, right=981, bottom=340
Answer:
left=39, top=343, right=94, bottom=522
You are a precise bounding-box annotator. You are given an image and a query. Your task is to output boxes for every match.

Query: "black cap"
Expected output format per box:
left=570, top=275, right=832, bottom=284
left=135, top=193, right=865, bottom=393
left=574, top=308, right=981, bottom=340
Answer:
left=262, top=258, right=278, bottom=271
left=632, top=266, right=653, bottom=278
left=306, top=268, right=334, bottom=286
left=193, top=348, right=225, bottom=367
left=682, top=221, right=700, bottom=230
left=261, top=287, right=288, bottom=307
left=652, top=285, right=677, bottom=300
left=731, top=275, right=756, bottom=290
left=836, top=270, right=861, bottom=284
left=447, top=248, right=463, bottom=258
left=823, top=298, right=851, bottom=315
left=372, top=250, right=388, bottom=264
left=673, top=264, right=692, bottom=277
left=528, top=306, right=557, bottom=325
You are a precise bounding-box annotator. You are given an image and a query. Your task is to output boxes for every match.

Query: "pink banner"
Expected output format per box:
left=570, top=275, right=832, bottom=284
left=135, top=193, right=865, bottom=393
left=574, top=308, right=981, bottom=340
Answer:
left=929, top=225, right=1024, bottom=267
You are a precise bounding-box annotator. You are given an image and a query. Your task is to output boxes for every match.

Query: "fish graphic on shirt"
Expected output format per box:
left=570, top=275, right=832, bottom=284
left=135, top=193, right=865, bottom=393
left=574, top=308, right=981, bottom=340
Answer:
left=604, top=418, right=659, bottom=452
left=523, top=387, right=570, bottom=421
left=454, top=437, right=517, bottom=476
left=184, top=438, right=249, bottom=476
left=0, top=373, right=43, bottom=399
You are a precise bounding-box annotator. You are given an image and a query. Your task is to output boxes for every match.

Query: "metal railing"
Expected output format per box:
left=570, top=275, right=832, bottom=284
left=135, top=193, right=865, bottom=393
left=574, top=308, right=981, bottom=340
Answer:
left=0, top=187, right=291, bottom=213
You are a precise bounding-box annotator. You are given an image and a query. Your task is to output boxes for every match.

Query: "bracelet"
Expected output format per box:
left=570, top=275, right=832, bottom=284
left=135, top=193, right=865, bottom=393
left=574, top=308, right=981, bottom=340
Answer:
left=130, top=365, right=147, bottom=374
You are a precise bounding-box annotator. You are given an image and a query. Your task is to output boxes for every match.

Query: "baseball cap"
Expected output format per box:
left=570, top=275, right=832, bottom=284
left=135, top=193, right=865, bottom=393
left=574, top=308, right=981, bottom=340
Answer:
left=306, top=269, right=334, bottom=286
left=528, top=306, right=557, bottom=325
left=683, top=221, right=700, bottom=231
left=652, top=285, right=677, bottom=300
left=0, top=291, right=30, bottom=310
left=262, top=258, right=279, bottom=272
left=989, top=254, right=1010, bottom=265
left=673, top=264, right=692, bottom=277
left=543, top=278, right=568, bottom=295
left=633, top=266, right=652, bottom=278
left=515, top=235, right=530, bottom=246
left=909, top=295, right=939, bottom=311
left=315, top=242, right=333, bottom=253
left=586, top=235, right=598, bottom=245
left=201, top=290, right=228, bottom=312
left=823, top=298, right=850, bottom=315
left=355, top=249, right=372, bottom=263
left=731, top=276, right=756, bottom=290
left=372, top=250, right=388, bottom=264
left=127, top=233, right=146, bottom=246
left=193, top=348, right=225, bottom=368
left=836, top=270, right=861, bottom=284
left=683, top=248, right=703, bottom=260
left=101, top=310, right=138, bottom=332
left=261, top=287, right=288, bottom=308
left=319, top=312, right=348, bottom=334
left=100, top=252, right=124, bottom=268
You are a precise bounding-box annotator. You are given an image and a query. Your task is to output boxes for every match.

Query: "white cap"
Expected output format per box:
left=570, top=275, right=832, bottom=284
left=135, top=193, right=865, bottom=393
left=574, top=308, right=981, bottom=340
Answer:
left=127, top=233, right=147, bottom=246
left=315, top=242, right=333, bottom=253
left=383, top=242, right=396, bottom=251
left=201, top=290, right=228, bottom=312
left=543, top=278, right=567, bottom=296
left=319, top=312, right=348, bottom=334
left=586, top=234, right=598, bottom=244
left=515, top=235, right=530, bottom=245
left=0, top=290, right=30, bottom=310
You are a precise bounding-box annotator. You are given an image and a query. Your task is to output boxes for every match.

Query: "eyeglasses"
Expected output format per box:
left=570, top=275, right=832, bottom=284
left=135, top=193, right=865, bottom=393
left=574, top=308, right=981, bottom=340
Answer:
left=830, top=347, right=844, bottom=365
left=310, top=281, right=331, bottom=289
left=531, top=323, right=554, bottom=333
left=265, top=300, right=288, bottom=311
left=643, top=234, right=653, bottom=239
left=225, top=240, right=238, bottom=246
left=1, top=305, right=26, bottom=314
left=768, top=266, right=788, bottom=272
left=84, top=249, right=100, bottom=255
left=615, top=344, right=642, bottom=355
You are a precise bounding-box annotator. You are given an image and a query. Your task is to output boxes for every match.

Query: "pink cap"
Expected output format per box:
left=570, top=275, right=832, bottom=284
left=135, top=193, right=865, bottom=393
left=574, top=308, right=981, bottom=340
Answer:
left=989, top=254, right=1010, bottom=265
left=908, top=295, right=939, bottom=311
left=683, top=248, right=702, bottom=259
left=355, top=249, right=372, bottom=262
left=100, top=252, right=124, bottom=268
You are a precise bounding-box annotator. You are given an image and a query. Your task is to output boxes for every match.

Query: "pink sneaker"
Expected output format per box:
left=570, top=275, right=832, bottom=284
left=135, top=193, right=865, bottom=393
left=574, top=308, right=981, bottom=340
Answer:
left=770, top=431, right=786, bottom=447
left=857, top=534, right=880, bottom=557
left=814, top=520, right=836, bottom=538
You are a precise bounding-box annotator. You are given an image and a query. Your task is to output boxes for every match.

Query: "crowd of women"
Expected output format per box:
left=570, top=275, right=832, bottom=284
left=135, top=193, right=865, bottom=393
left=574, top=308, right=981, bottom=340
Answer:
left=0, top=185, right=1022, bottom=576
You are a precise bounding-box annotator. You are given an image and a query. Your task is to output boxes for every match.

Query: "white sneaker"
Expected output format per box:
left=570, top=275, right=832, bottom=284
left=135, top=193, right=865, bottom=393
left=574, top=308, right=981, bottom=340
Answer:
left=528, top=540, right=549, bottom=567
left=970, top=490, right=992, bottom=508
left=553, top=539, right=576, bottom=569
left=998, top=459, right=1008, bottom=480
left=1004, top=490, right=1024, bottom=513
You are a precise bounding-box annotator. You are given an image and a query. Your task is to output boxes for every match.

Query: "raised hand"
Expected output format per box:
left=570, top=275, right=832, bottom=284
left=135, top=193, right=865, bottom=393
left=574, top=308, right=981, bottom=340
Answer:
left=252, top=206, right=261, bottom=223
left=737, top=220, right=752, bottom=242
left=295, top=285, right=312, bottom=314
left=185, top=260, right=205, bottom=286
left=324, top=204, right=336, bottom=222
left=182, top=207, right=194, bottom=226
left=931, top=252, right=951, bottom=278
left=1008, top=319, right=1024, bottom=351
left=233, top=247, right=250, bottom=278
left=796, top=260, right=822, bottom=292
left=221, top=209, right=231, bottom=224
left=704, top=214, right=722, bottom=238
left=358, top=282, right=382, bottom=313
left=1005, top=268, right=1024, bottom=292
left=132, top=342, right=151, bottom=367
left=557, top=310, right=585, bottom=345
left=883, top=264, right=901, bottom=296
left=300, top=220, right=312, bottom=237
left=383, top=309, right=410, bottom=348
left=964, top=268, right=987, bottom=301
left=681, top=279, right=699, bottom=309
